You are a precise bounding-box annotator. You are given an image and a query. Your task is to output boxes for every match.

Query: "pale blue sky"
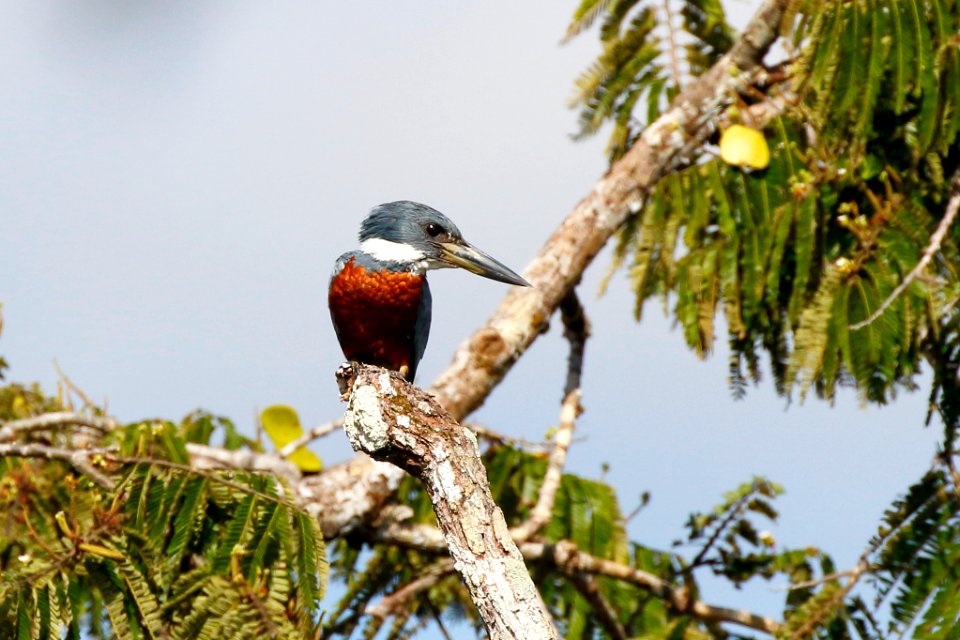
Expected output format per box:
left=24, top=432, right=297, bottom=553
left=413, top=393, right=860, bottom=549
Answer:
left=0, top=0, right=941, bottom=632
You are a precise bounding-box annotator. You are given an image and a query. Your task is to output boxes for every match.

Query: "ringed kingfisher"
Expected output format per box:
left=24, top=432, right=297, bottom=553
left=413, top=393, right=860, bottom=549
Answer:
left=329, top=201, right=529, bottom=381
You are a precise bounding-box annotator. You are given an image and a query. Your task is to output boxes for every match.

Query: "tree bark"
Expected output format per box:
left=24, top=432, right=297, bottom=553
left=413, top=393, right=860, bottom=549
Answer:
left=336, top=363, right=559, bottom=640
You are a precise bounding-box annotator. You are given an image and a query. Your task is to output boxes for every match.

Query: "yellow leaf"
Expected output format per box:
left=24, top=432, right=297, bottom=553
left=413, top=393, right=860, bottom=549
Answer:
left=79, top=543, right=125, bottom=560
left=288, top=448, right=323, bottom=473
left=719, top=124, right=770, bottom=170
left=55, top=511, right=74, bottom=537
left=261, top=405, right=323, bottom=472
left=11, top=395, right=28, bottom=418
left=261, top=405, right=304, bottom=449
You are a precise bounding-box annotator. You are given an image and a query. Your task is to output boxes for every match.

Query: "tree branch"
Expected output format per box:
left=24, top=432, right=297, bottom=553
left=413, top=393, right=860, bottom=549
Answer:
left=567, top=572, right=629, bottom=640
left=661, top=0, right=684, bottom=91
left=0, top=442, right=115, bottom=489
left=512, top=292, right=588, bottom=542
left=373, top=522, right=782, bottom=635
left=850, top=168, right=960, bottom=330
left=364, top=559, right=456, bottom=622
left=428, top=0, right=789, bottom=421
left=278, top=419, right=341, bottom=459
left=522, top=540, right=781, bottom=634
left=336, top=362, right=559, bottom=640
left=298, top=453, right=405, bottom=538
left=185, top=442, right=301, bottom=484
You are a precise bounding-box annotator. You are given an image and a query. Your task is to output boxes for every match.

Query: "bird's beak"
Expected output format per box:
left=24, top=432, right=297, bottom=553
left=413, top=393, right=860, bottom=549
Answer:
left=438, top=240, right=531, bottom=287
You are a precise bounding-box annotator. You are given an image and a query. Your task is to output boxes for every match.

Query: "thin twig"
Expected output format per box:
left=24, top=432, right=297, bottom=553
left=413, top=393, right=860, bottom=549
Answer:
left=0, top=442, right=115, bottom=489
left=509, top=390, right=580, bottom=542
left=662, top=0, right=684, bottom=90
left=466, top=422, right=551, bottom=450
left=568, top=572, right=629, bottom=640
left=624, top=492, right=651, bottom=522
left=851, top=170, right=960, bottom=330
left=512, top=292, right=589, bottom=542
left=54, top=360, right=96, bottom=410
left=687, top=493, right=750, bottom=571
left=787, top=557, right=870, bottom=639
left=278, top=419, right=341, bottom=459
left=772, top=568, right=860, bottom=592
left=365, top=559, right=456, bottom=621
left=940, top=448, right=960, bottom=502
left=428, top=602, right=454, bottom=640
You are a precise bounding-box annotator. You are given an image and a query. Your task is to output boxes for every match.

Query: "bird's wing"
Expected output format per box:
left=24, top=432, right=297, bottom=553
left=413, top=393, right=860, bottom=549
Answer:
left=409, top=278, right=432, bottom=381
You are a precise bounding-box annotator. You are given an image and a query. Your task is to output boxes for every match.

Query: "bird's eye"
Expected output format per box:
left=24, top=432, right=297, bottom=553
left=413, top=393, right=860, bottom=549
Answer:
left=425, top=223, right=444, bottom=237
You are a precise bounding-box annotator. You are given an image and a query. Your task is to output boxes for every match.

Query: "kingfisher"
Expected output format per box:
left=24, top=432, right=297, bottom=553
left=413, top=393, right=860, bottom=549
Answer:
left=329, top=201, right=529, bottom=381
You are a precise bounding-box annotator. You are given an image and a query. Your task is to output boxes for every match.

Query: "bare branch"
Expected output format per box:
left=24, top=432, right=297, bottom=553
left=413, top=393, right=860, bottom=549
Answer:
left=365, top=559, right=456, bottom=622
left=337, top=363, right=559, bottom=640
left=372, top=522, right=782, bottom=635
left=512, top=291, right=588, bottom=542
left=773, top=567, right=863, bottom=592
left=298, top=454, right=404, bottom=538
left=851, top=169, right=960, bottom=330
left=465, top=422, right=551, bottom=450
left=0, top=442, right=115, bottom=489
left=525, top=540, right=782, bottom=634
left=661, top=0, right=684, bottom=90
left=185, top=443, right=301, bottom=484
left=560, top=290, right=590, bottom=396
left=278, top=419, right=340, bottom=459
left=54, top=360, right=97, bottom=410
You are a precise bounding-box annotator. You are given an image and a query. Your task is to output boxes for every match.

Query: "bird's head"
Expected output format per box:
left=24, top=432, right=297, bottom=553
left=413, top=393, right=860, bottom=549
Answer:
left=358, top=201, right=530, bottom=286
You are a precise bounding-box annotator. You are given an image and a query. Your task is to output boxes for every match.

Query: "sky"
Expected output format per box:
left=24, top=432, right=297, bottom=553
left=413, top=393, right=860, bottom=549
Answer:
left=0, top=0, right=944, bottom=633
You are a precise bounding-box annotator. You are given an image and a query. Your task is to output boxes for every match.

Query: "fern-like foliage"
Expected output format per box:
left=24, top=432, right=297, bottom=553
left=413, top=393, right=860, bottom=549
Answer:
left=774, top=458, right=960, bottom=639
left=0, top=401, right=328, bottom=640
left=574, top=0, right=960, bottom=406
left=569, top=2, right=960, bottom=634
left=568, top=0, right=735, bottom=161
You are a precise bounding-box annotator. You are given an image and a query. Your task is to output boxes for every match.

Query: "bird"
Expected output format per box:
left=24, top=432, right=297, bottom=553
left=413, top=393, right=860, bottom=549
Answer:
left=329, top=201, right=529, bottom=382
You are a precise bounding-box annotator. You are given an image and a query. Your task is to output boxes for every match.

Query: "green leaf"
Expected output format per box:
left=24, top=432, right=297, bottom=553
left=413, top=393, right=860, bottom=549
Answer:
left=294, top=512, right=327, bottom=623
left=787, top=265, right=845, bottom=400
left=213, top=494, right=256, bottom=574
left=165, top=478, right=208, bottom=578
left=16, top=589, right=31, bottom=640
left=118, top=558, right=162, bottom=639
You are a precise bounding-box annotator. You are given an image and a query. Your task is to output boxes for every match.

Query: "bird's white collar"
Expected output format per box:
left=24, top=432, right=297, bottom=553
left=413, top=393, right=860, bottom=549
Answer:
left=359, top=238, right=434, bottom=272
